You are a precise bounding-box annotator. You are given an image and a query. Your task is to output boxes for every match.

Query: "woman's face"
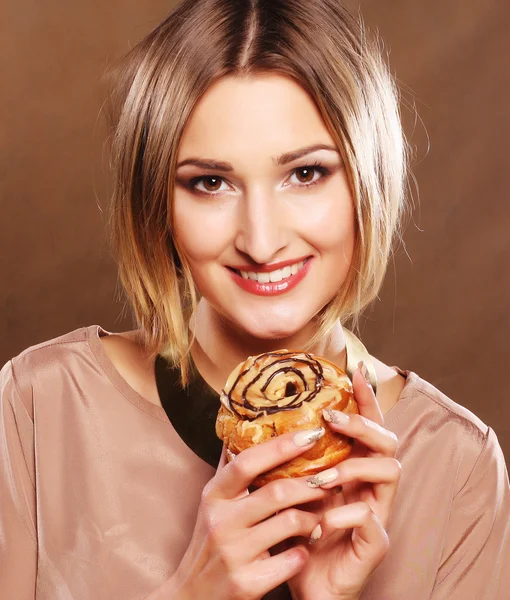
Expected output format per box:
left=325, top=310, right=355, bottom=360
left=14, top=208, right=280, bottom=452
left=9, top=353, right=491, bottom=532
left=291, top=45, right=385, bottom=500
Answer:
left=173, top=73, right=355, bottom=340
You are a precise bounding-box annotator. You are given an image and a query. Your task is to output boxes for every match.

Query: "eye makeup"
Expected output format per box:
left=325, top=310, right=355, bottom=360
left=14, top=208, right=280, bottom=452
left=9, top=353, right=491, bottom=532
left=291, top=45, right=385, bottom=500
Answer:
left=177, top=160, right=336, bottom=197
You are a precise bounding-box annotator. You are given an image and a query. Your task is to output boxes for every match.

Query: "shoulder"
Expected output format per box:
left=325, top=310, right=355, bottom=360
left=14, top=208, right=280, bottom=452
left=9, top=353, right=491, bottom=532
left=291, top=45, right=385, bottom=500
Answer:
left=1, top=327, right=95, bottom=426
left=3, top=324, right=161, bottom=413
left=2, top=326, right=107, bottom=416
left=10, top=326, right=90, bottom=365
left=9, top=325, right=92, bottom=374
left=371, top=357, right=493, bottom=474
left=402, top=369, right=488, bottom=437
left=392, top=368, right=504, bottom=494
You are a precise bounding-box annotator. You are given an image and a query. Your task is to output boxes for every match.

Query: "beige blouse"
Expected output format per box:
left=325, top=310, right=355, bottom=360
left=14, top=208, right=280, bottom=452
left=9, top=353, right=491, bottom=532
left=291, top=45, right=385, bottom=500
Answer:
left=0, top=324, right=509, bottom=599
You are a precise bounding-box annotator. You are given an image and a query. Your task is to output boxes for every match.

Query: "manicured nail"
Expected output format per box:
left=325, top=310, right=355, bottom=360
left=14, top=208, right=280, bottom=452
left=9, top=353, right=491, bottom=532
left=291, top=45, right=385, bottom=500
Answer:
left=358, top=361, right=371, bottom=385
left=293, top=427, right=325, bottom=447
left=308, top=524, right=322, bottom=544
left=226, top=449, right=237, bottom=461
left=306, top=467, right=338, bottom=488
left=322, top=408, right=349, bottom=426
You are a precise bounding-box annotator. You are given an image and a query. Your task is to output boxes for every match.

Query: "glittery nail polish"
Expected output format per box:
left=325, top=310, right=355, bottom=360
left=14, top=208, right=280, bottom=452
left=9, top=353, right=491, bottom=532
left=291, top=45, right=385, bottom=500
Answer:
left=322, top=408, right=349, bottom=426
left=306, top=467, right=338, bottom=488
left=308, top=524, right=323, bottom=544
left=293, top=427, right=325, bottom=447
left=358, top=360, right=371, bottom=385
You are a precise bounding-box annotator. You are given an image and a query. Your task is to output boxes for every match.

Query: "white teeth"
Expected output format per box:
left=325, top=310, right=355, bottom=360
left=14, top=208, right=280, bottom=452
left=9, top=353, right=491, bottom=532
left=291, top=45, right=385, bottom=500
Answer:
left=237, top=259, right=307, bottom=283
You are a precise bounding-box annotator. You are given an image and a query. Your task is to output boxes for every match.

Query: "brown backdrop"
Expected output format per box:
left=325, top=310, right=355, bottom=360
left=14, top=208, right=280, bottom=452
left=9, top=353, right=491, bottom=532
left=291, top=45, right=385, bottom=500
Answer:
left=1, top=0, right=509, bottom=460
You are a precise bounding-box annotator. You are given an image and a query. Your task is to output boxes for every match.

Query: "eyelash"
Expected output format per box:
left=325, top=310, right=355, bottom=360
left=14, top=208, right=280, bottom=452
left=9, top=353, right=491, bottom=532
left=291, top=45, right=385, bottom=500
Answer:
left=185, top=161, right=331, bottom=196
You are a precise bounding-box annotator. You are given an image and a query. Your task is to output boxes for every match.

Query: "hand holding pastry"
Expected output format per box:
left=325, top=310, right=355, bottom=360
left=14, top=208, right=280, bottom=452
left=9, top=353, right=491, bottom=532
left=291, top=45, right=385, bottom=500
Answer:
left=160, top=427, right=336, bottom=600
left=286, top=363, right=402, bottom=600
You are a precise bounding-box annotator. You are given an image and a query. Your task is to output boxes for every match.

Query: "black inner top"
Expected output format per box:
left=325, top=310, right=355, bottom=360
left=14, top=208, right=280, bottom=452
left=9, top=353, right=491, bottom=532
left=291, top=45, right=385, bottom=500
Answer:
left=154, top=354, right=223, bottom=468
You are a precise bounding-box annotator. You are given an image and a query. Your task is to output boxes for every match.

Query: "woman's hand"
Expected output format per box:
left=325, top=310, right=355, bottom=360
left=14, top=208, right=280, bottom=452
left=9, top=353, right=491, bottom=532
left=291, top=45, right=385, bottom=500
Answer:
left=286, top=364, right=402, bottom=600
left=158, top=427, right=334, bottom=600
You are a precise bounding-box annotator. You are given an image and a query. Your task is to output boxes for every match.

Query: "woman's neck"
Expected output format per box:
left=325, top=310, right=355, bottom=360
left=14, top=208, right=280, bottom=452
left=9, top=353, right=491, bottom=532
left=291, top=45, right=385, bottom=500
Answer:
left=189, top=299, right=347, bottom=393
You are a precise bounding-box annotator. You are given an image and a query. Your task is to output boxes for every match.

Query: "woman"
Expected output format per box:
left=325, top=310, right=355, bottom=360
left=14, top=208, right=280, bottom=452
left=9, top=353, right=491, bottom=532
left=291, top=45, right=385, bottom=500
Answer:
left=1, top=1, right=508, bottom=598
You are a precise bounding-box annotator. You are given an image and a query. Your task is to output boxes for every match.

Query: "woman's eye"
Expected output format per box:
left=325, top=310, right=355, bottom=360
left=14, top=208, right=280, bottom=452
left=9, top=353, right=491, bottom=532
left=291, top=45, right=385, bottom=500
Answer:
left=191, top=176, right=228, bottom=193
left=289, top=166, right=328, bottom=186
left=187, top=165, right=329, bottom=194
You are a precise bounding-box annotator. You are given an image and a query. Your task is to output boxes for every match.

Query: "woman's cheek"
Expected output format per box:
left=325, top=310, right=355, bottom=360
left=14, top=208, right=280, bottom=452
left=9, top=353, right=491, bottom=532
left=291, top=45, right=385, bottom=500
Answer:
left=296, top=194, right=355, bottom=258
left=174, top=198, right=235, bottom=262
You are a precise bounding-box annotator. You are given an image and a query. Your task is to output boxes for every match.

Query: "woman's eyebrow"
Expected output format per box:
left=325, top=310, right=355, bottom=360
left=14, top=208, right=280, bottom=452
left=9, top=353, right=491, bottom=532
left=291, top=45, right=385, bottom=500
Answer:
left=176, top=144, right=339, bottom=171
left=176, top=158, right=234, bottom=171
left=275, top=144, right=339, bottom=166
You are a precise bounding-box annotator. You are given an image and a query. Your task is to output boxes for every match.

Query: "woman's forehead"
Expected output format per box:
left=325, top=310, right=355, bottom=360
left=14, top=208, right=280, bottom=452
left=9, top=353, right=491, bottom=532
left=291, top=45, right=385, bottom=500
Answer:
left=177, top=73, right=335, bottom=164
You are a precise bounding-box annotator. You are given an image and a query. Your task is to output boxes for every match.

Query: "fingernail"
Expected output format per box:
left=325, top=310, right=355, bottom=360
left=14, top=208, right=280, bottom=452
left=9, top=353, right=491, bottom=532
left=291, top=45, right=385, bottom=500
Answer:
left=358, top=361, right=371, bottom=385
left=306, top=467, right=338, bottom=488
left=226, top=449, right=237, bottom=461
left=322, top=408, right=349, bottom=426
left=293, top=427, right=325, bottom=447
left=308, top=524, right=322, bottom=544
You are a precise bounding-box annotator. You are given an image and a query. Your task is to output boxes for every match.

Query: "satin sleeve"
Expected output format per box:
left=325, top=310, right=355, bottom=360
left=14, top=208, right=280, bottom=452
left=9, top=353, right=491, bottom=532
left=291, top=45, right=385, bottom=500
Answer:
left=0, top=360, right=37, bottom=598
left=432, top=427, right=510, bottom=599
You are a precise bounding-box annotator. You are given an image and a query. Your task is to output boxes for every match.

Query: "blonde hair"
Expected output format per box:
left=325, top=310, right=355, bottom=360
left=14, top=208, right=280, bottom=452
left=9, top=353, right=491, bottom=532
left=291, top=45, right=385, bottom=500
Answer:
left=106, top=0, right=408, bottom=384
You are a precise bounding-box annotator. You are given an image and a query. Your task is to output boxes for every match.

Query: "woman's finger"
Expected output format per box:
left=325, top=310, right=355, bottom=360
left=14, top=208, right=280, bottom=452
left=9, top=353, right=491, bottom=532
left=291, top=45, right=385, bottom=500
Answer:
left=305, top=457, right=401, bottom=525
left=322, top=408, right=398, bottom=457
left=207, top=427, right=326, bottom=500
left=305, top=457, right=402, bottom=490
left=229, top=509, right=319, bottom=564
left=234, top=545, right=310, bottom=599
left=353, top=363, right=384, bottom=425
left=313, top=502, right=389, bottom=560
left=235, top=476, right=330, bottom=527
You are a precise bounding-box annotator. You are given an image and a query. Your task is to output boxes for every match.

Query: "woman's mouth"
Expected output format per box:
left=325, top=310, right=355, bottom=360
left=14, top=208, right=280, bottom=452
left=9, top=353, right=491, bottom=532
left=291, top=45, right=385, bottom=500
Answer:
left=227, top=258, right=312, bottom=296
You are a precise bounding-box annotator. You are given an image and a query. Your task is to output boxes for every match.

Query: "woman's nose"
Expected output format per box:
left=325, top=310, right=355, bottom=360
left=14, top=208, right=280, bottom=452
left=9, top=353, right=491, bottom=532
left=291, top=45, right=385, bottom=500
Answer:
left=234, top=190, right=288, bottom=265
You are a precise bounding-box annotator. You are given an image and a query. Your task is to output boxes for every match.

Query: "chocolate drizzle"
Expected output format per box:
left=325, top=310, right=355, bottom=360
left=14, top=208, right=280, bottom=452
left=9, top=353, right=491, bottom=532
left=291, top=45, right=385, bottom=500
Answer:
left=222, top=351, right=325, bottom=421
left=284, top=381, right=298, bottom=397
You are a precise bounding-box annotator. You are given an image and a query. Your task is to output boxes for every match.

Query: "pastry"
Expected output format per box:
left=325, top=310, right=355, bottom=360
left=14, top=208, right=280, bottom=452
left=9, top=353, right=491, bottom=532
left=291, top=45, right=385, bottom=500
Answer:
left=215, top=349, right=358, bottom=487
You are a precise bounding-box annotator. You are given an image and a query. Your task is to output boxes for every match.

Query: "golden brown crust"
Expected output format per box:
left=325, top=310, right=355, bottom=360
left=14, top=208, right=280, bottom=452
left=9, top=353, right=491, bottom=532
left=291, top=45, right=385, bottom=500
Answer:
left=215, top=350, right=358, bottom=487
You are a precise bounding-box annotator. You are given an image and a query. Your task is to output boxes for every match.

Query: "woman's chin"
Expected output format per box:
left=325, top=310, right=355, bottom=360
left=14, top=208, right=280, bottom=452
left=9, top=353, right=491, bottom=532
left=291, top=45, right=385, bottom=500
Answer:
left=236, top=318, right=308, bottom=344
left=213, top=302, right=317, bottom=345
